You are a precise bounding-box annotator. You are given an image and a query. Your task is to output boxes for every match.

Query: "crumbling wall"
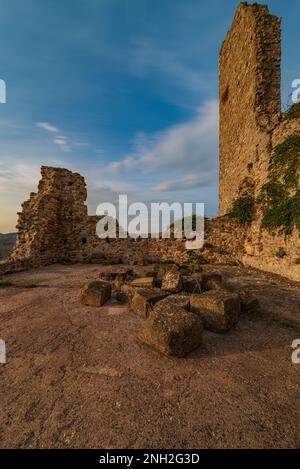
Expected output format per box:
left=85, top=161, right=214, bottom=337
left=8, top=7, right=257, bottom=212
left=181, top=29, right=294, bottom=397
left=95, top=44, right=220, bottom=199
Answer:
left=2, top=165, right=246, bottom=274
left=219, top=2, right=281, bottom=215
left=1, top=2, right=298, bottom=283
left=9, top=166, right=130, bottom=269
left=219, top=2, right=299, bottom=282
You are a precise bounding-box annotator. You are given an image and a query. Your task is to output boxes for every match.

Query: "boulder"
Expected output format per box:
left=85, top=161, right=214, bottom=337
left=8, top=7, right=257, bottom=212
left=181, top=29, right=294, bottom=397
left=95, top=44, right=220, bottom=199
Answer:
left=131, top=288, right=170, bottom=319
left=100, top=269, right=132, bottom=283
left=239, top=290, right=259, bottom=313
left=198, top=273, right=223, bottom=291
left=161, top=270, right=182, bottom=293
left=130, top=277, right=155, bottom=288
left=115, top=284, right=137, bottom=304
left=99, top=271, right=127, bottom=290
left=80, top=280, right=111, bottom=307
left=157, top=294, right=190, bottom=311
left=181, top=276, right=202, bottom=294
left=139, top=302, right=203, bottom=357
left=190, top=290, right=240, bottom=333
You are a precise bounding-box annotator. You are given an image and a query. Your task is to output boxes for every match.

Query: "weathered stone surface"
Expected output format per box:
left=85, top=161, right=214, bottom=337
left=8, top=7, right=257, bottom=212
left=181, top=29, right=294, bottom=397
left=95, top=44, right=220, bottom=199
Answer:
left=157, top=294, right=190, bottom=311
left=200, top=273, right=223, bottom=291
left=181, top=276, right=202, bottom=294
left=100, top=271, right=127, bottom=284
left=190, top=290, right=240, bottom=333
left=116, top=284, right=137, bottom=304
left=80, top=280, right=111, bottom=307
left=161, top=270, right=182, bottom=293
left=5, top=2, right=299, bottom=284
left=239, top=290, right=259, bottom=313
left=131, top=288, right=170, bottom=319
left=130, top=277, right=155, bottom=288
left=139, top=303, right=203, bottom=357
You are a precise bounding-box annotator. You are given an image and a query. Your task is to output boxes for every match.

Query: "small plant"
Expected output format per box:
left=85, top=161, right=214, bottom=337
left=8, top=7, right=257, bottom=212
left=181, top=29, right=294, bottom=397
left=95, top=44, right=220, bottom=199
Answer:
left=0, top=280, right=13, bottom=288
left=227, top=196, right=254, bottom=224
left=22, top=282, right=38, bottom=289
left=284, top=101, right=300, bottom=120
left=275, top=247, right=287, bottom=259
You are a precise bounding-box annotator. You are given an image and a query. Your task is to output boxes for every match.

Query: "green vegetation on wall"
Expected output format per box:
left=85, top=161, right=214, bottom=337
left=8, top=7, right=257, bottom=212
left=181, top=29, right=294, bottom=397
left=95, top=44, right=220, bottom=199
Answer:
left=284, top=102, right=300, bottom=120
left=257, top=133, right=300, bottom=236
left=227, top=196, right=254, bottom=224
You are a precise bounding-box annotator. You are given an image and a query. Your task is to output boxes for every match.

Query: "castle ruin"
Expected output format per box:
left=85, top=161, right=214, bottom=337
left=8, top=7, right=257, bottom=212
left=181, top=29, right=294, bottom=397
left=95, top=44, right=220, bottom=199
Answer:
left=1, top=2, right=299, bottom=282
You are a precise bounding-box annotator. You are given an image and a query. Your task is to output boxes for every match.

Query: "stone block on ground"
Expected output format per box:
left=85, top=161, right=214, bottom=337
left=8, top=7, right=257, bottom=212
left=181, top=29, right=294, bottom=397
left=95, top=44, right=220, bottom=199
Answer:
left=181, top=276, right=202, bottom=294
left=161, top=269, right=182, bottom=293
left=199, top=273, right=223, bottom=291
left=80, top=280, right=111, bottom=307
left=145, top=270, right=158, bottom=278
left=115, top=284, right=137, bottom=304
left=131, top=288, right=170, bottom=319
left=156, top=294, right=190, bottom=311
left=239, top=290, right=259, bottom=312
left=99, top=271, right=127, bottom=285
left=130, top=277, right=155, bottom=288
left=190, top=290, right=240, bottom=333
left=139, top=302, right=203, bottom=357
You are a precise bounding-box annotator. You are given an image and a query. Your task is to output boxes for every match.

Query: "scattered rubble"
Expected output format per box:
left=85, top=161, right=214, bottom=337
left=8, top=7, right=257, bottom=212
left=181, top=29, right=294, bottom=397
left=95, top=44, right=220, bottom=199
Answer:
left=130, top=288, right=170, bottom=319
left=80, top=265, right=258, bottom=357
left=161, top=269, right=182, bottom=293
left=139, top=302, right=203, bottom=357
left=80, top=280, right=111, bottom=307
left=190, top=290, right=240, bottom=333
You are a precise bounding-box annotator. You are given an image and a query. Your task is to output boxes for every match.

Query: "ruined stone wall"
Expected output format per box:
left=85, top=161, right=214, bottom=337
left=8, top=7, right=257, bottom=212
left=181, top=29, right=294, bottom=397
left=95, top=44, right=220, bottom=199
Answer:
left=1, top=165, right=246, bottom=275
left=243, top=118, right=300, bottom=281
left=219, top=2, right=299, bottom=282
left=9, top=167, right=130, bottom=269
left=219, top=2, right=281, bottom=215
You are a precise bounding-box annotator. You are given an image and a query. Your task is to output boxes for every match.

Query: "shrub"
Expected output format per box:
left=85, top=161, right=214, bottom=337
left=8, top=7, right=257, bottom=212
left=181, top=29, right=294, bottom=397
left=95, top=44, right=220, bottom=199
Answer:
left=0, top=280, right=13, bottom=288
left=227, top=196, right=254, bottom=224
left=284, top=102, right=300, bottom=120
left=275, top=247, right=287, bottom=259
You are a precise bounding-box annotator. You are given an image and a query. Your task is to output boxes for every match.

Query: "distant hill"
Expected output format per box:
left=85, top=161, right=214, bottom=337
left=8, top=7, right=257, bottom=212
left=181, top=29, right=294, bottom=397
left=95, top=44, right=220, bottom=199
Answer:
left=0, top=233, right=16, bottom=260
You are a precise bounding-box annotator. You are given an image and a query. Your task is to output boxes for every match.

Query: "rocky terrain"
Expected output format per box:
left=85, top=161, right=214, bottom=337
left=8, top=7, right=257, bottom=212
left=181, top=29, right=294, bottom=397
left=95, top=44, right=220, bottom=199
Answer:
left=0, top=262, right=299, bottom=448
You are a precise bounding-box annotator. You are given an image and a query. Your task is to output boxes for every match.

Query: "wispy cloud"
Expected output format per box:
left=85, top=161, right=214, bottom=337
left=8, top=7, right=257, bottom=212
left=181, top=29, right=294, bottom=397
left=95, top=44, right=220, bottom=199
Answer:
left=36, top=122, right=73, bottom=152
left=0, top=163, right=40, bottom=193
left=36, top=122, right=60, bottom=133
left=153, top=171, right=216, bottom=192
left=108, top=99, right=218, bottom=179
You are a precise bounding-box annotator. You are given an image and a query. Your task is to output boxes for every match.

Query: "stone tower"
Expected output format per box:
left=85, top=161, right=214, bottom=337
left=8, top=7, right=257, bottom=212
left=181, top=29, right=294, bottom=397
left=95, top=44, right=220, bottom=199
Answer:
left=219, top=2, right=281, bottom=215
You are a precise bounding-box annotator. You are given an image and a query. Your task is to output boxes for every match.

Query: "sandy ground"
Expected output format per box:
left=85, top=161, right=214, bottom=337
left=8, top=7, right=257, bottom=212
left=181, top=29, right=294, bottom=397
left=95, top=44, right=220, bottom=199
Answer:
left=0, top=263, right=299, bottom=449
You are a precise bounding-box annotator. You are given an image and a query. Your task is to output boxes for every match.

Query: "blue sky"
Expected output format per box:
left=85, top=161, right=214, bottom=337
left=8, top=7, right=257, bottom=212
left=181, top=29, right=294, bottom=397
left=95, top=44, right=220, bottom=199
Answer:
left=0, top=0, right=299, bottom=232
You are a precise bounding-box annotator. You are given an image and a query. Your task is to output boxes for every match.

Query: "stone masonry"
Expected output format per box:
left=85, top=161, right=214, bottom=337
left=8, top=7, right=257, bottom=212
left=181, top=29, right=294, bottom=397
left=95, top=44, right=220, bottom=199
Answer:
left=0, top=2, right=299, bottom=282
left=219, top=2, right=299, bottom=282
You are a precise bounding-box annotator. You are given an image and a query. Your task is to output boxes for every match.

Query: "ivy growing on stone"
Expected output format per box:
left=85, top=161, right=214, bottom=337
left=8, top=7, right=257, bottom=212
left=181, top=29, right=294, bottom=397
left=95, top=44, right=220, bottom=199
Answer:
left=257, top=133, right=300, bottom=236
left=227, top=196, right=254, bottom=224
left=284, top=102, right=300, bottom=120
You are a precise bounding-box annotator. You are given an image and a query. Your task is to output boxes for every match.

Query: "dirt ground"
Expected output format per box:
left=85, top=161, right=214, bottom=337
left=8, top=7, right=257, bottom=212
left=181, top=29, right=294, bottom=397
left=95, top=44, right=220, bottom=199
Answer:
left=0, top=263, right=299, bottom=449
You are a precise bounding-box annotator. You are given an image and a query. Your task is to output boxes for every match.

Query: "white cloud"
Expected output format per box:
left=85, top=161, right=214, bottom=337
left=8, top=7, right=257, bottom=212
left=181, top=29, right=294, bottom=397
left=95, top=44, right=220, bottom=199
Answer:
left=153, top=170, right=216, bottom=192
left=36, top=123, right=73, bottom=152
left=108, top=99, right=218, bottom=178
left=0, top=163, right=40, bottom=194
left=53, top=138, right=67, bottom=145
left=36, top=122, right=60, bottom=133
